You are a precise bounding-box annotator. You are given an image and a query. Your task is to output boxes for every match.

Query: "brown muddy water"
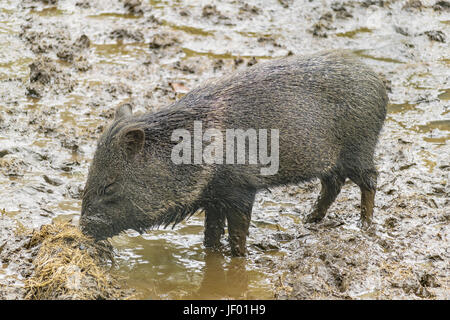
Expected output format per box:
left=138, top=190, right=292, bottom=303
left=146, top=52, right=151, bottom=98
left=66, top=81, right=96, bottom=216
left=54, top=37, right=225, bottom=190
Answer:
left=0, top=0, right=449, bottom=299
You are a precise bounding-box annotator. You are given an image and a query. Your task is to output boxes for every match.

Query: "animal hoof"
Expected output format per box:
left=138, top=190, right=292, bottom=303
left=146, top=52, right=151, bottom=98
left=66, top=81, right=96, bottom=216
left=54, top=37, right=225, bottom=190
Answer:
left=358, top=218, right=372, bottom=230
left=304, top=213, right=323, bottom=224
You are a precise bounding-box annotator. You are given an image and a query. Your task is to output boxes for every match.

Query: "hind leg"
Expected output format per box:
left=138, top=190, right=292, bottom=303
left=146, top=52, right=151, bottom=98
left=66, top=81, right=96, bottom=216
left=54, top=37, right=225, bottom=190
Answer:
left=348, top=167, right=378, bottom=229
left=305, top=174, right=345, bottom=223
left=360, top=188, right=375, bottom=229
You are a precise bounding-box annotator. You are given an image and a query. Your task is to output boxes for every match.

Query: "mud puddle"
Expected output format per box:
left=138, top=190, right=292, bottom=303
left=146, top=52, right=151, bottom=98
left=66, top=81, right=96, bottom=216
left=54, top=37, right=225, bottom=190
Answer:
left=1, top=0, right=449, bottom=299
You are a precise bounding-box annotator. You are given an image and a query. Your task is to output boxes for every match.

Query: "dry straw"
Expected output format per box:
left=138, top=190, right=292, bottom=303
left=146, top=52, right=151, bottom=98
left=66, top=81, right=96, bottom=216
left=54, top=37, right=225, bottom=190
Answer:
left=24, top=222, right=130, bottom=300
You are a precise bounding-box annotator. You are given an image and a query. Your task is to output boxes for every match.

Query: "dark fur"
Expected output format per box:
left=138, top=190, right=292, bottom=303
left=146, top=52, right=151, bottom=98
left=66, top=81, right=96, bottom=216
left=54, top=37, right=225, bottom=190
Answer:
left=80, top=51, right=388, bottom=256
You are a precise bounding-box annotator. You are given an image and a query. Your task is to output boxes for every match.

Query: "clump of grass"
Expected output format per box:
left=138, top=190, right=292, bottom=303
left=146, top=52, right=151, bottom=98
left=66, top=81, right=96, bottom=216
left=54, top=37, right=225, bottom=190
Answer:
left=24, top=222, right=130, bottom=300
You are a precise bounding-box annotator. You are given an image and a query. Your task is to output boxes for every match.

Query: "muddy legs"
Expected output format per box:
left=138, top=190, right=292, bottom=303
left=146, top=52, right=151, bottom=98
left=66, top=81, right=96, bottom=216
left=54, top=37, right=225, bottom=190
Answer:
left=203, top=208, right=252, bottom=256
left=204, top=210, right=225, bottom=250
left=349, top=168, right=378, bottom=229
left=360, top=187, right=375, bottom=229
left=305, top=175, right=345, bottom=223
left=305, top=168, right=377, bottom=229
left=225, top=208, right=252, bottom=257
left=203, top=189, right=255, bottom=256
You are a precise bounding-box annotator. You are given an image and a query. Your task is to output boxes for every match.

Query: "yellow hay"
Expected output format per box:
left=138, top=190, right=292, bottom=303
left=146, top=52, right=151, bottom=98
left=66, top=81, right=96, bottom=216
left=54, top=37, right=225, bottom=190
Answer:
left=24, top=222, right=129, bottom=300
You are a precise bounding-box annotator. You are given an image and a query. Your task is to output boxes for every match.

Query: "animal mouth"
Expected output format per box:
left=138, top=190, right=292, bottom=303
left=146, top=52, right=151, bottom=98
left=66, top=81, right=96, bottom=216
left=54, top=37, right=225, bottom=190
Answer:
left=79, top=215, right=117, bottom=241
left=79, top=208, right=159, bottom=241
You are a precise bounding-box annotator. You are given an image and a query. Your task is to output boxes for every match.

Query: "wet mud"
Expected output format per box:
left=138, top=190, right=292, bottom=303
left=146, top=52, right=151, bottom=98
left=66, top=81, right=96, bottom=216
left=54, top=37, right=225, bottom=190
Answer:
left=0, top=0, right=449, bottom=299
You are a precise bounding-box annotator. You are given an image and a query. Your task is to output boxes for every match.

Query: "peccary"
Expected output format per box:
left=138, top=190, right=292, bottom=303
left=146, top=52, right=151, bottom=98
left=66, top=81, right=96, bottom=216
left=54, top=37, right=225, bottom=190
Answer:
left=80, top=51, right=387, bottom=256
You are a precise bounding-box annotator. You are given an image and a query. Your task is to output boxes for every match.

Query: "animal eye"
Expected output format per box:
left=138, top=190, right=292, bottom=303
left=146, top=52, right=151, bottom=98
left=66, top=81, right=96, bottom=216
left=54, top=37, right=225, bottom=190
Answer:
left=104, top=182, right=116, bottom=196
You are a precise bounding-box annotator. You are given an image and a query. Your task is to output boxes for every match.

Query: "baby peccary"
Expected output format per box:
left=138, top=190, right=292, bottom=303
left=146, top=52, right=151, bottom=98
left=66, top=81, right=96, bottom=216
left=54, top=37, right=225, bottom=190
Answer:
left=80, top=51, right=387, bottom=256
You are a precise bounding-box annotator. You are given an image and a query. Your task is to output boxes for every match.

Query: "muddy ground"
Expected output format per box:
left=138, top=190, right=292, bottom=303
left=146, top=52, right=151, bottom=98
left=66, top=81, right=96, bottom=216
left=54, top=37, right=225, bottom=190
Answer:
left=0, top=0, right=448, bottom=299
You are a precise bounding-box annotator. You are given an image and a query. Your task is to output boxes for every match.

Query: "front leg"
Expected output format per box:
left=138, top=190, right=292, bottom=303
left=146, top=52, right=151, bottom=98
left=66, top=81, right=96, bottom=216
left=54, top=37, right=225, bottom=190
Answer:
left=201, top=172, right=256, bottom=256
left=226, top=209, right=251, bottom=257
left=225, top=188, right=256, bottom=257
left=203, top=209, right=225, bottom=250
left=203, top=200, right=253, bottom=256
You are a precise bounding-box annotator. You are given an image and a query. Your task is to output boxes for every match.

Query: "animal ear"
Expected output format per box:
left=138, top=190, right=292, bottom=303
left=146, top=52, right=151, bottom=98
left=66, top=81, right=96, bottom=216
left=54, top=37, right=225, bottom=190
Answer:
left=115, top=103, right=132, bottom=120
left=120, top=127, right=145, bottom=159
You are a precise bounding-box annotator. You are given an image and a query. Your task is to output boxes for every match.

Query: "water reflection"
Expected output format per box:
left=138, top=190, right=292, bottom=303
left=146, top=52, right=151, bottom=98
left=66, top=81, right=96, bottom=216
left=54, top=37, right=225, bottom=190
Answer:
left=112, top=225, right=274, bottom=300
left=195, top=251, right=249, bottom=299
